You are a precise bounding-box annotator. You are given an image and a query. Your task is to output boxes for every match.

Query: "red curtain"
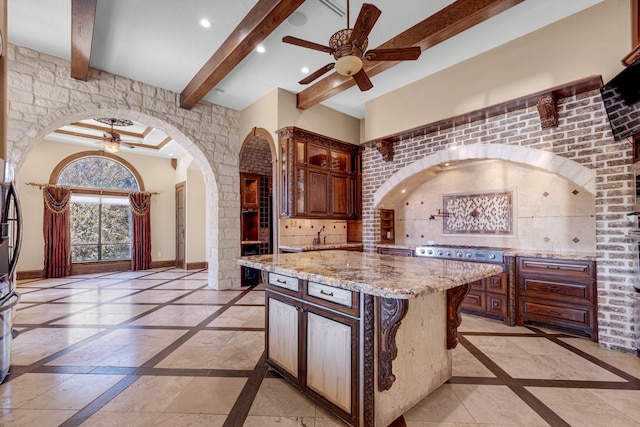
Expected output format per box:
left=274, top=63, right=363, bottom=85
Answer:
left=42, top=186, right=72, bottom=278
left=130, top=192, right=152, bottom=271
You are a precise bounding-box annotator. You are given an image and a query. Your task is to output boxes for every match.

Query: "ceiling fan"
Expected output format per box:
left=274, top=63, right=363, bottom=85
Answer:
left=282, top=1, right=421, bottom=91
left=95, top=118, right=136, bottom=153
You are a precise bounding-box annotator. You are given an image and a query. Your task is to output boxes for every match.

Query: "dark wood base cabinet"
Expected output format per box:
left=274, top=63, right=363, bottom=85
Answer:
left=461, top=261, right=512, bottom=325
left=517, top=257, right=598, bottom=341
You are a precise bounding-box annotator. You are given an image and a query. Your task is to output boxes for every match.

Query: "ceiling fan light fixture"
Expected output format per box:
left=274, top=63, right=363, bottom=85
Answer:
left=103, top=139, right=120, bottom=153
left=335, top=55, right=362, bottom=76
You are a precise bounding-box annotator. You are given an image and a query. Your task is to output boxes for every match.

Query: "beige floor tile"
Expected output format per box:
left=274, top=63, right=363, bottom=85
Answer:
left=96, top=328, right=187, bottom=347
left=52, top=304, right=156, bottom=325
left=14, top=303, right=96, bottom=324
left=449, top=384, right=548, bottom=426
left=242, top=415, right=317, bottom=426
left=80, top=410, right=162, bottom=426
left=21, top=374, right=124, bottom=410
left=11, top=328, right=104, bottom=365
left=104, top=271, right=157, bottom=279
left=128, top=305, right=221, bottom=326
left=163, top=377, right=246, bottom=414
left=17, top=278, right=85, bottom=288
left=248, top=378, right=316, bottom=417
left=0, top=408, right=78, bottom=426
left=458, top=314, right=534, bottom=334
left=153, top=413, right=226, bottom=426
left=528, top=387, right=640, bottom=427
left=144, top=272, right=191, bottom=280
left=45, top=340, right=164, bottom=368
left=451, top=346, right=495, bottom=378
left=154, top=279, right=209, bottom=290
left=183, top=330, right=237, bottom=347
left=208, top=306, right=265, bottom=328
left=404, top=384, right=477, bottom=423
left=99, top=376, right=194, bottom=413
left=465, top=336, right=624, bottom=381
left=236, top=291, right=266, bottom=305
left=174, top=289, right=243, bottom=304
left=115, top=290, right=193, bottom=304
left=0, top=373, right=74, bottom=408
left=559, top=337, right=640, bottom=377
left=208, top=331, right=264, bottom=370
left=18, top=288, right=90, bottom=302
left=107, top=279, right=173, bottom=289
left=55, top=289, right=138, bottom=303
left=586, top=389, right=640, bottom=422
left=183, top=272, right=209, bottom=280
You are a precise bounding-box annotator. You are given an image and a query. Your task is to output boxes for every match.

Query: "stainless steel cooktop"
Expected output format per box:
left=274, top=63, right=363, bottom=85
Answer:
left=414, top=244, right=510, bottom=264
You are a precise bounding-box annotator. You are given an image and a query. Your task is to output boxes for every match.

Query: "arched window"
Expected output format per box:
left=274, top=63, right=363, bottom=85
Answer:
left=53, top=154, right=143, bottom=263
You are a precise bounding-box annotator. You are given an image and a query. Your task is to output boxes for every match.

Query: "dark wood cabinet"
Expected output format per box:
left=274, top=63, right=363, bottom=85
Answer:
left=240, top=173, right=259, bottom=209
left=461, top=267, right=511, bottom=324
left=517, top=257, right=598, bottom=341
left=278, top=127, right=362, bottom=219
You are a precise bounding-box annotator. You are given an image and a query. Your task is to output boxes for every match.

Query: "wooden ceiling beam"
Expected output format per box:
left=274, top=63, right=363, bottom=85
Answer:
left=180, top=0, right=305, bottom=110
left=71, top=0, right=97, bottom=81
left=296, top=0, right=524, bottom=111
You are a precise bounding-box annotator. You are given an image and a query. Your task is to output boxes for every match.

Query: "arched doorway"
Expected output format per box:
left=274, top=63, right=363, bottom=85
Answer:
left=238, top=128, right=277, bottom=286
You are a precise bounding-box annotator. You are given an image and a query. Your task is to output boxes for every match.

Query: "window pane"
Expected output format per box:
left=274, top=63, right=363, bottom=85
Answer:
left=70, top=203, right=99, bottom=245
left=101, top=204, right=131, bottom=244
left=102, top=244, right=131, bottom=260
left=72, top=245, right=99, bottom=262
left=58, top=157, right=139, bottom=190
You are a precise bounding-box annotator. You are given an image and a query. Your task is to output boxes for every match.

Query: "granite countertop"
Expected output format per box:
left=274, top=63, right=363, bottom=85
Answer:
left=279, top=242, right=364, bottom=252
left=236, top=250, right=502, bottom=299
left=504, top=249, right=597, bottom=260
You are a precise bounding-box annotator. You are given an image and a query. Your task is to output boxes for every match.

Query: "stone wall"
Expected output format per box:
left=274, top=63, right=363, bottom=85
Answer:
left=362, top=89, right=638, bottom=353
left=6, top=44, right=242, bottom=289
left=240, top=138, right=272, bottom=176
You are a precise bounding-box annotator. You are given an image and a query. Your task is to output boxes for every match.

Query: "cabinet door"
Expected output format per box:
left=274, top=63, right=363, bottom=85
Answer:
left=308, top=170, right=329, bottom=216
left=266, top=291, right=301, bottom=379
left=331, top=174, right=348, bottom=217
left=241, top=174, right=259, bottom=209
left=303, top=305, right=358, bottom=418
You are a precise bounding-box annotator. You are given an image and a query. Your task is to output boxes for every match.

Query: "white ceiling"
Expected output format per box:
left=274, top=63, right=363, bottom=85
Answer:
left=7, top=0, right=604, bottom=157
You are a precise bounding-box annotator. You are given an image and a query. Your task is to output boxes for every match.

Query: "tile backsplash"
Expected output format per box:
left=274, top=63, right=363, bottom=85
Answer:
left=394, top=160, right=595, bottom=252
left=279, top=219, right=348, bottom=246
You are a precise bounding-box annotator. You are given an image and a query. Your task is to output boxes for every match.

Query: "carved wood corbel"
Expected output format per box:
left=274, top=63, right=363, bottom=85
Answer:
left=537, top=93, right=558, bottom=129
left=375, top=140, right=394, bottom=162
left=378, top=297, right=408, bottom=391
left=446, top=283, right=470, bottom=349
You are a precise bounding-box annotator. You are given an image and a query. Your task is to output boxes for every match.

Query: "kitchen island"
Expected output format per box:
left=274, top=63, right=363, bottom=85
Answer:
left=237, top=250, right=502, bottom=426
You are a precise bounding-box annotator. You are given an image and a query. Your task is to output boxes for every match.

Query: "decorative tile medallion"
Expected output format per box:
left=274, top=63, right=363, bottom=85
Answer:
left=443, top=191, right=513, bottom=235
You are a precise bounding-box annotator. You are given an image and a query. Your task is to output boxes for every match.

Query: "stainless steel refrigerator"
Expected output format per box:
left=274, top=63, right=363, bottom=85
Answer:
left=0, top=159, right=21, bottom=383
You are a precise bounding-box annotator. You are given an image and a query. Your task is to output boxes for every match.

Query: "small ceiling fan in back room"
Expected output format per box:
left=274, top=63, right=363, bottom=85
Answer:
left=95, top=118, right=136, bottom=153
left=282, top=1, right=422, bottom=91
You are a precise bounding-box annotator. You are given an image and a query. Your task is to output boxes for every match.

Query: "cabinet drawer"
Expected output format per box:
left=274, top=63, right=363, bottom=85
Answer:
left=486, top=293, right=508, bottom=318
left=519, top=277, right=594, bottom=304
left=519, top=297, right=596, bottom=331
left=268, top=273, right=300, bottom=293
left=308, top=282, right=352, bottom=307
left=487, top=274, right=507, bottom=294
left=469, top=279, right=485, bottom=291
left=462, top=291, right=486, bottom=312
left=518, top=257, right=595, bottom=280
left=304, top=281, right=360, bottom=317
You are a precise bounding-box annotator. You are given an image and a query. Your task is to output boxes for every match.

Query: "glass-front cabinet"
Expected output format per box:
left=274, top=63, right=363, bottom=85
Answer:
left=278, top=127, right=362, bottom=219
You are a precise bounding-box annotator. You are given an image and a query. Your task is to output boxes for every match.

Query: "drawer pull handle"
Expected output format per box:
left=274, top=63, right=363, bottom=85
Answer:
left=548, top=286, right=561, bottom=292
left=549, top=311, right=562, bottom=316
left=276, top=279, right=287, bottom=284
left=320, top=289, right=334, bottom=297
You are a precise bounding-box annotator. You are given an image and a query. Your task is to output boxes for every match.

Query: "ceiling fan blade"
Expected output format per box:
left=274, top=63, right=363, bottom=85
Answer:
left=348, top=3, right=381, bottom=48
left=365, top=46, right=422, bottom=61
left=283, top=36, right=334, bottom=54
left=299, top=63, right=335, bottom=85
left=120, top=141, right=136, bottom=149
left=352, top=69, right=373, bottom=91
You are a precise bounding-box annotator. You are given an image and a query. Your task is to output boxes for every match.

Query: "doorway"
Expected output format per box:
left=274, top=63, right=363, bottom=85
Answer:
left=175, top=182, right=185, bottom=269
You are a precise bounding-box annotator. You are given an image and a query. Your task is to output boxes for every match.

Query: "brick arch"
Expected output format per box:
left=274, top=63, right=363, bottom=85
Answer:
left=11, top=105, right=225, bottom=288
left=373, top=144, right=596, bottom=208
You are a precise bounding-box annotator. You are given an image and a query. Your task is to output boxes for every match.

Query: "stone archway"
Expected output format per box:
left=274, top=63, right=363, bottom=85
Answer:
left=11, top=105, right=224, bottom=288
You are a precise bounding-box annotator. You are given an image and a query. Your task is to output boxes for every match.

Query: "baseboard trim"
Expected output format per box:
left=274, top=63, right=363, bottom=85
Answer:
left=17, top=259, right=181, bottom=280
left=186, top=261, right=207, bottom=270
left=16, top=270, right=43, bottom=280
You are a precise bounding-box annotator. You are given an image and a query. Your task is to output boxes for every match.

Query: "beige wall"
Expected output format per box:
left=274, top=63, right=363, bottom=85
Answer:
left=186, top=167, right=207, bottom=264
left=364, top=0, right=632, bottom=140
left=16, top=141, right=177, bottom=272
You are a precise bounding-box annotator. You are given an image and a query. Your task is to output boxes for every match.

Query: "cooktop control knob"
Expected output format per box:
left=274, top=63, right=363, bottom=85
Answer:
left=437, top=250, right=443, bottom=256
left=418, top=248, right=426, bottom=255
left=489, top=253, right=496, bottom=259
left=426, top=249, right=433, bottom=255
left=465, top=253, right=472, bottom=258
left=456, top=251, right=463, bottom=258
left=445, top=251, right=452, bottom=256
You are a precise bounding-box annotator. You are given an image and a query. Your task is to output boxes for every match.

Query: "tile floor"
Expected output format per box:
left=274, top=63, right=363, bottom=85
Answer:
left=1, top=268, right=639, bottom=426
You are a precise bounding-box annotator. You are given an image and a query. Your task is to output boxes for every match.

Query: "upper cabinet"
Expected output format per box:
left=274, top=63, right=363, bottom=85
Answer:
left=278, top=127, right=362, bottom=219
left=240, top=174, right=260, bottom=209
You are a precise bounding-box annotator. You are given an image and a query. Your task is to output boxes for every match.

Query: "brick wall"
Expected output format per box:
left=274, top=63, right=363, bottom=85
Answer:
left=6, top=45, right=241, bottom=289
left=362, top=90, right=638, bottom=353
left=240, top=138, right=272, bottom=176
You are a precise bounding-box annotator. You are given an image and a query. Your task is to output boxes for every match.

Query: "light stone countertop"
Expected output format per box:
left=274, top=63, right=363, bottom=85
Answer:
left=504, top=249, right=597, bottom=260
left=279, top=243, right=364, bottom=252
left=236, top=250, right=502, bottom=299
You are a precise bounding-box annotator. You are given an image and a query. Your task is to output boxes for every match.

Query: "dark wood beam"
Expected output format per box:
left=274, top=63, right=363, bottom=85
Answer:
left=180, top=0, right=304, bottom=110
left=71, top=0, right=97, bottom=81
left=296, top=0, right=524, bottom=110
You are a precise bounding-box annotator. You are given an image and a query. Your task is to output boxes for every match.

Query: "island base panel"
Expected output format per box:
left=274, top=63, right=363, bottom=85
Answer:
left=374, top=291, right=451, bottom=426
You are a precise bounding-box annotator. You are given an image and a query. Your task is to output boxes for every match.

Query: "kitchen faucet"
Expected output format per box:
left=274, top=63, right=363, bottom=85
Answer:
left=314, top=225, right=326, bottom=245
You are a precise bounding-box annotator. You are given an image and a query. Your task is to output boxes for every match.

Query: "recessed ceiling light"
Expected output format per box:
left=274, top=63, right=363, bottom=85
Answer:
left=256, top=45, right=266, bottom=53
left=301, top=66, right=309, bottom=74
left=200, top=18, right=211, bottom=28
left=168, top=153, right=174, bottom=157
left=287, top=11, right=307, bottom=26
left=214, top=88, right=225, bottom=94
